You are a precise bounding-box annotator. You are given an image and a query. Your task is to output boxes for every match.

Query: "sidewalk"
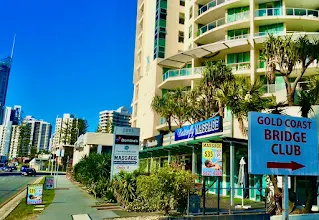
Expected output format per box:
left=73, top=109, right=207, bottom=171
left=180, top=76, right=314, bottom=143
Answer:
left=38, top=175, right=119, bottom=220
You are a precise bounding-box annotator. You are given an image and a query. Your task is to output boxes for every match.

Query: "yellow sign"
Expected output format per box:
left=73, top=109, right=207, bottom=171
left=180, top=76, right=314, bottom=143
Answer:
left=202, top=143, right=223, bottom=177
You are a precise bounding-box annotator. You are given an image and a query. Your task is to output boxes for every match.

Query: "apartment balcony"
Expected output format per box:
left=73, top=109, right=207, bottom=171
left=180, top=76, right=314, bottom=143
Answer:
left=158, top=67, right=204, bottom=90
left=255, top=8, right=319, bottom=31
left=195, top=10, right=250, bottom=44
left=227, top=62, right=250, bottom=75
left=257, top=59, right=319, bottom=77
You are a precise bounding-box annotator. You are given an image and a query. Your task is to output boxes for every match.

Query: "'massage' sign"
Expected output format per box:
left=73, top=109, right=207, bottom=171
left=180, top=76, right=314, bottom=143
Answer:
left=175, top=116, right=222, bottom=141
left=248, top=112, right=319, bottom=176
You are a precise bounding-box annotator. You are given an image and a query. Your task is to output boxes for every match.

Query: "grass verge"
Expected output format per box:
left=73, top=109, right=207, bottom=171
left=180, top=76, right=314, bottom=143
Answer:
left=5, top=177, right=55, bottom=220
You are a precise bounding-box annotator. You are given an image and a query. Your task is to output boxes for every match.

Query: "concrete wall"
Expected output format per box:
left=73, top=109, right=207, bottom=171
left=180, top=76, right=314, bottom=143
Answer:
left=271, top=214, right=319, bottom=220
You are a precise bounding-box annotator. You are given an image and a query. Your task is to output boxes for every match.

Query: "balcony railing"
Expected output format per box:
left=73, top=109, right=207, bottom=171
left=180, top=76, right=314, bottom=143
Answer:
left=228, top=33, right=249, bottom=40
left=228, top=62, right=250, bottom=72
left=162, top=67, right=204, bottom=81
left=197, top=17, right=225, bottom=36
left=198, top=0, right=228, bottom=16
left=262, top=84, right=277, bottom=94
left=255, top=8, right=283, bottom=17
left=227, top=10, right=250, bottom=22
left=197, top=11, right=249, bottom=37
left=286, top=8, right=319, bottom=18
left=254, top=31, right=285, bottom=38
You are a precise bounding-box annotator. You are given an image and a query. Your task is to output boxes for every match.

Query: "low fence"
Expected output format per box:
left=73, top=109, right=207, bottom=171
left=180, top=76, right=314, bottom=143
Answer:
left=187, top=186, right=271, bottom=216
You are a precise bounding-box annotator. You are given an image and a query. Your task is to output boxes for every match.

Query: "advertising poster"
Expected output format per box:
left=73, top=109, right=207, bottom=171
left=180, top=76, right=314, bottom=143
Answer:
left=202, top=143, right=222, bottom=177
left=45, top=176, right=54, bottom=189
left=111, top=127, right=140, bottom=178
left=27, top=184, right=43, bottom=205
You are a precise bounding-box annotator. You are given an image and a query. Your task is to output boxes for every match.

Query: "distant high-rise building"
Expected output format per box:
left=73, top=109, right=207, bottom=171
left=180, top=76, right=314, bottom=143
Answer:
left=9, top=125, right=19, bottom=158
left=52, top=114, right=76, bottom=152
left=0, top=57, right=12, bottom=107
left=0, top=106, right=21, bottom=157
left=99, top=106, right=131, bottom=133
left=24, top=116, right=52, bottom=153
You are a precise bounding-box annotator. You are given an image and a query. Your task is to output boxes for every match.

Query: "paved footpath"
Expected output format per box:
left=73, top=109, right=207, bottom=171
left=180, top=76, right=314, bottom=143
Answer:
left=38, top=175, right=119, bottom=220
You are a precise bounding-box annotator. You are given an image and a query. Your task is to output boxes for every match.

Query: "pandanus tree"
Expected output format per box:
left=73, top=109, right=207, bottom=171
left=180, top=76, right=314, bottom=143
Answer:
left=263, top=34, right=319, bottom=106
left=151, top=92, right=174, bottom=132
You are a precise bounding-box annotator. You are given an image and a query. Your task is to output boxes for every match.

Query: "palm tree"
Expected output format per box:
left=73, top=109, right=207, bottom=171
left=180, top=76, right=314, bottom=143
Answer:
left=263, top=34, right=319, bottom=106
left=296, top=76, right=319, bottom=213
left=170, top=87, right=188, bottom=128
left=219, top=76, right=271, bottom=134
left=202, top=60, right=234, bottom=117
left=151, top=92, right=174, bottom=132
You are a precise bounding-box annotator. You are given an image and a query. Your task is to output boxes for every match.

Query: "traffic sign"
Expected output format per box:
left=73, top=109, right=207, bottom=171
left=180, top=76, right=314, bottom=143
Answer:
left=248, top=112, right=319, bottom=176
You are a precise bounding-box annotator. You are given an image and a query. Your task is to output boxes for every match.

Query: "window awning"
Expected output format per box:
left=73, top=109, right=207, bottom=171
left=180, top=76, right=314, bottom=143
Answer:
left=158, top=39, right=250, bottom=68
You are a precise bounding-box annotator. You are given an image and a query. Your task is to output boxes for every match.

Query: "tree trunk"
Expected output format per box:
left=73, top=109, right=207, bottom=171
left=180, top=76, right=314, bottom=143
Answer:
left=303, top=176, right=317, bottom=213
left=283, top=75, right=294, bottom=106
left=218, top=100, right=224, bottom=118
left=167, top=117, right=172, bottom=132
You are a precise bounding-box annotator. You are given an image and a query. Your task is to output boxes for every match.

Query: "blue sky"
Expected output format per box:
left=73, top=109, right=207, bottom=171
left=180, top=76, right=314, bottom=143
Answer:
left=0, top=0, right=137, bottom=131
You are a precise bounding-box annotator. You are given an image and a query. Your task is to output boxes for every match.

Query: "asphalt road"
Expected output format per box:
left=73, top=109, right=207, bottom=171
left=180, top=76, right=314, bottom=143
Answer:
left=0, top=175, right=37, bottom=206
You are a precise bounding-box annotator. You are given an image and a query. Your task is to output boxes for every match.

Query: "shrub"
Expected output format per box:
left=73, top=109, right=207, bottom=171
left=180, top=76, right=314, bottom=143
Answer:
left=112, top=169, right=144, bottom=208
left=115, top=165, right=196, bottom=214
left=72, top=153, right=113, bottom=201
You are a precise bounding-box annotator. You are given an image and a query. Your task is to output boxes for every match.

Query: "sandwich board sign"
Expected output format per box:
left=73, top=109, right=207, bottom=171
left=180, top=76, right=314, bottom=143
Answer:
left=248, top=112, right=319, bottom=176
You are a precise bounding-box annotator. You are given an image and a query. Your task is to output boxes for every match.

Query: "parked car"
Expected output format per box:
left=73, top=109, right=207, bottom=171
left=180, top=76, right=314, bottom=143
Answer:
left=21, top=168, right=36, bottom=176
left=20, top=165, right=29, bottom=172
left=4, top=166, right=13, bottom=172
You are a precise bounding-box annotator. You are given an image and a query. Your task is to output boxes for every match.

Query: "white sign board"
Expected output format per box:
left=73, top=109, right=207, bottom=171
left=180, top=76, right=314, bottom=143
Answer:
left=248, top=112, right=319, bottom=176
left=111, top=127, right=140, bottom=178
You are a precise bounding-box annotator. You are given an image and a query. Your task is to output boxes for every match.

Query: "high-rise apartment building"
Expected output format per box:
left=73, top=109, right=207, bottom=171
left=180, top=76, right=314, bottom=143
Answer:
left=99, top=106, right=131, bottom=133
left=9, top=125, right=19, bottom=158
left=52, top=114, right=76, bottom=151
left=0, top=106, right=21, bottom=157
left=0, top=57, right=12, bottom=107
left=131, top=0, right=185, bottom=141
left=132, top=0, right=319, bottom=142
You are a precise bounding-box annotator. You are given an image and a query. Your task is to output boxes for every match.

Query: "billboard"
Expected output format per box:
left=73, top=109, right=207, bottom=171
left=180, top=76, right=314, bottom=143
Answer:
left=202, top=143, right=223, bottom=177
left=111, top=127, right=140, bottom=178
left=26, top=184, right=43, bottom=205
left=174, top=116, right=222, bottom=141
left=248, top=112, right=319, bottom=176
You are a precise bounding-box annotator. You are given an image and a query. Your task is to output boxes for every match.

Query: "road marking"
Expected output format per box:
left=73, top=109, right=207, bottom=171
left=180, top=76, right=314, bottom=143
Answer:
left=72, top=214, right=91, bottom=220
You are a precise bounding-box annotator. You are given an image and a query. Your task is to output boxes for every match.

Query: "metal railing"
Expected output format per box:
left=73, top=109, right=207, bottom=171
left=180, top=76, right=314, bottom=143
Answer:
left=255, top=8, right=283, bottom=17
left=198, top=0, right=228, bottom=16
left=197, top=17, right=225, bottom=36
left=162, top=67, right=204, bottom=81
left=228, top=62, right=250, bottom=72
left=262, top=84, right=277, bottom=94
left=286, top=8, right=319, bottom=17
left=254, top=31, right=285, bottom=38
left=227, top=10, right=250, bottom=22
left=197, top=11, right=249, bottom=37
left=227, top=33, right=249, bottom=40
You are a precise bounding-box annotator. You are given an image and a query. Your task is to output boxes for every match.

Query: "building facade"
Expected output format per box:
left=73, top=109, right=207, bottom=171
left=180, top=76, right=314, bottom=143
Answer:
left=99, top=106, right=131, bottom=133
left=0, top=106, right=21, bottom=157
left=9, top=125, right=19, bottom=159
left=132, top=0, right=319, bottom=206
left=0, top=57, right=12, bottom=107
left=52, top=114, right=76, bottom=152
left=131, top=0, right=319, bottom=142
left=23, top=116, right=52, bottom=153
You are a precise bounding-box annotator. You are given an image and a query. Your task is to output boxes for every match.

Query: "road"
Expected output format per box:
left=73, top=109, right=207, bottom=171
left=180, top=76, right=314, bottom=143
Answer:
left=0, top=176, right=37, bottom=206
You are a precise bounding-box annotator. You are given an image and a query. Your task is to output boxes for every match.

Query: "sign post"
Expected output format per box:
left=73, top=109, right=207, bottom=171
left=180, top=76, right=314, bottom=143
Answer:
left=248, top=112, right=319, bottom=220
left=202, top=143, right=223, bottom=215
left=111, top=127, right=140, bottom=179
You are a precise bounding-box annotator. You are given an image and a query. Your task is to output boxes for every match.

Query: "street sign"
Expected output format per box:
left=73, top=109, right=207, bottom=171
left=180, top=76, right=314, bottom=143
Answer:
left=202, top=143, right=222, bottom=177
left=110, top=127, right=140, bottom=179
left=248, top=112, right=319, bottom=176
